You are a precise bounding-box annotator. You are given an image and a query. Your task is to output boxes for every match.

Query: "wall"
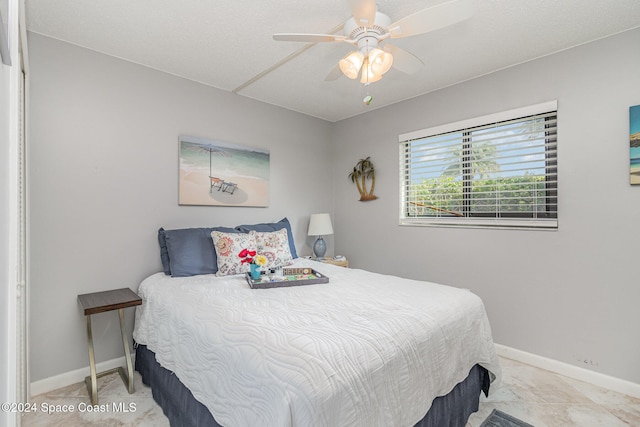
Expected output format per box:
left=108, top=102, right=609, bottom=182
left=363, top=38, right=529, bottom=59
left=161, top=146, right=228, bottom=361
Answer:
left=332, top=28, right=640, bottom=384
left=28, top=33, right=334, bottom=382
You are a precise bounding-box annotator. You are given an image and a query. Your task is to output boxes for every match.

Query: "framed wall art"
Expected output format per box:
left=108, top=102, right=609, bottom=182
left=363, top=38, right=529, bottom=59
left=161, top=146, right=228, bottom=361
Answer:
left=631, top=105, right=640, bottom=185
left=179, top=135, right=270, bottom=207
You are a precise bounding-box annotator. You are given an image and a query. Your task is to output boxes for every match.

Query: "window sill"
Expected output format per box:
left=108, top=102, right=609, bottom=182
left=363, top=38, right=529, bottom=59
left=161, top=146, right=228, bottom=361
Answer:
left=399, top=217, right=558, bottom=230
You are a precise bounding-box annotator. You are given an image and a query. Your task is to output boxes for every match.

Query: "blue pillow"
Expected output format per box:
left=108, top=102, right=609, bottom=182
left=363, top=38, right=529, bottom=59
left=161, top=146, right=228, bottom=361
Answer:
left=163, top=227, right=239, bottom=277
left=235, top=217, right=298, bottom=259
left=158, top=228, right=171, bottom=275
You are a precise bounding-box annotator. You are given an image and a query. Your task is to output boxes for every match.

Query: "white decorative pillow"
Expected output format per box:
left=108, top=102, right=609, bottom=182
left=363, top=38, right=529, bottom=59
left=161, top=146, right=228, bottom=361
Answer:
left=211, top=231, right=257, bottom=276
left=250, top=229, right=293, bottom=270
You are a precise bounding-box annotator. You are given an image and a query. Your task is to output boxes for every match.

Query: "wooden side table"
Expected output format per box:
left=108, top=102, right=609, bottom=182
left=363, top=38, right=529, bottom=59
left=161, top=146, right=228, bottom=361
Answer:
left=317, top=257, right=349, bottom=268
left=77, top=287, right=142, bottom=405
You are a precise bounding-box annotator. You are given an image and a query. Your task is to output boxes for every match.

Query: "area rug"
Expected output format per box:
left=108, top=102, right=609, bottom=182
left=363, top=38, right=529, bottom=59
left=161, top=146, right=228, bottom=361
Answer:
left=479, top=409, right=534, bottom=427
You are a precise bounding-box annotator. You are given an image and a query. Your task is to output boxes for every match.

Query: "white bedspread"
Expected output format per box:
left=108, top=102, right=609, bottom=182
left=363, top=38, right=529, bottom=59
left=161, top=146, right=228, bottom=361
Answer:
left=133, top=259, right=501, bottom=427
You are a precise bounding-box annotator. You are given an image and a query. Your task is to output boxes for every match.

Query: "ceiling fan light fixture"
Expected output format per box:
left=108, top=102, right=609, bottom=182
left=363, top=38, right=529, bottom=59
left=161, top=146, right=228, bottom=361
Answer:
left=369, top=48, right=393, bottom=75
left=360, top=59, right=382, bottom=84
left=339, top=51, right=365, bottom=79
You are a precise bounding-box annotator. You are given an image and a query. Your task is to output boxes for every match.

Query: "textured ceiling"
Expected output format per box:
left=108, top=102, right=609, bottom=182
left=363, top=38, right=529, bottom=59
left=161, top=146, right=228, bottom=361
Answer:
left=26, top=0, right=640, bottom=122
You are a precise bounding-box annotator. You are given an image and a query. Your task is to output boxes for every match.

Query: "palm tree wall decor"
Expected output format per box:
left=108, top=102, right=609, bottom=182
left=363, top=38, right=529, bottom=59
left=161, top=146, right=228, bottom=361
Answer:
left=348, top=157, right=378, bottom=202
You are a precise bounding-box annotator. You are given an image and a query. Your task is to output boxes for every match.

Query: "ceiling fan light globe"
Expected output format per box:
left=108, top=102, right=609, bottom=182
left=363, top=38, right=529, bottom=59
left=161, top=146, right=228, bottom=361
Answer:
left=339, top=51, right=364, bottom=79
left=370, top=49, right=393, bottom=75
left=360, top=72, right=382, bottom=84
left=360, top=62, right=382, bottom=84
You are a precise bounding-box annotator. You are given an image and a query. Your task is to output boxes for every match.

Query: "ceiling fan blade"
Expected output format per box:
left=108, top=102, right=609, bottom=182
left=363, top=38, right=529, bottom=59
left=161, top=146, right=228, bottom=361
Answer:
left=324, top=64, right=344, bottom=81
left=389, top=0, right=473, bottom=39
left=385, top=45, right=424, bottom=74
left=273, top=33, right=347, bottom=43
left=349, top=0, right=377, bottom=27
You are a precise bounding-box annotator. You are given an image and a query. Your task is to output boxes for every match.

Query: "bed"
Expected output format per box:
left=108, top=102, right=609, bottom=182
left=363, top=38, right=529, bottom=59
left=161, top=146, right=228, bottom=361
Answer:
left=133, top=221, right=501, bottom=426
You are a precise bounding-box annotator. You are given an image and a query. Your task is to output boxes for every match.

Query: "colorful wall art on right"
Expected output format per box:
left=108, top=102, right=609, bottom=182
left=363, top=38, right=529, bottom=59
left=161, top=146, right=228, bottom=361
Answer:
left=631, top=105, right=640, bottom=185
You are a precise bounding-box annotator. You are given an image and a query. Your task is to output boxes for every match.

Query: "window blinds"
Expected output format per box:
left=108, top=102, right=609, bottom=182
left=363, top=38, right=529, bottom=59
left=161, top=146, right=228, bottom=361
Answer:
left=399, top=102, right=558, bottom=229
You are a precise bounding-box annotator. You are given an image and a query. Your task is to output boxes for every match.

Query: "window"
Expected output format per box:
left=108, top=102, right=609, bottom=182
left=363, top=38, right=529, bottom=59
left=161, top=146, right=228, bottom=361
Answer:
left=399, top=101, right=557, bottom=229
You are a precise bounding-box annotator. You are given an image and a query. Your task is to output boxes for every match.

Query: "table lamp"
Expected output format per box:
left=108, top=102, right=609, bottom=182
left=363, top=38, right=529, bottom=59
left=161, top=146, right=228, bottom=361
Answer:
left=307, top=213, right=333, bottom=259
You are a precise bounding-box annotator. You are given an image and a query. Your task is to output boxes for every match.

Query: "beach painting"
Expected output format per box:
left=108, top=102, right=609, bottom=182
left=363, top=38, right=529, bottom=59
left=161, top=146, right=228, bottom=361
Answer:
left=179, top=135, right=270, bottom=207
left=631, top=105, right=640, bottom=185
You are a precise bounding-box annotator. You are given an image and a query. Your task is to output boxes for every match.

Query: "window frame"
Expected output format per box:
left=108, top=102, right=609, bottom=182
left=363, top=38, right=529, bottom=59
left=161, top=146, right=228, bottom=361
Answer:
left=399, top=101, right=558, bottom=230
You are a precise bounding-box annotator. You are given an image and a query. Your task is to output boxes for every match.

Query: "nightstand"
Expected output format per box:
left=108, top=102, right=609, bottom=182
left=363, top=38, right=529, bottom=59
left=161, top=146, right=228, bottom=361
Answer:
left=77, top=287, right=142, bottom=405
left=316, top=257, right=349, bottom=268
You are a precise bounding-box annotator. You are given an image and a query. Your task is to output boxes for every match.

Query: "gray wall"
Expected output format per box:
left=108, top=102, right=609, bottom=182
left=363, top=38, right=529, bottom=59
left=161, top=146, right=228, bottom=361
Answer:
left=332, top=28, right=640, bottom=384
left=28, top=33, right=334, bottom=382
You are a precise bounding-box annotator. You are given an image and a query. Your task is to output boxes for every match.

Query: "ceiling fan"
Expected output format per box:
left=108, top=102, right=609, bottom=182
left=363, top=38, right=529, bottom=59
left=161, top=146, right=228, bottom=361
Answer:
left=273, top=0, right=473, bottom=86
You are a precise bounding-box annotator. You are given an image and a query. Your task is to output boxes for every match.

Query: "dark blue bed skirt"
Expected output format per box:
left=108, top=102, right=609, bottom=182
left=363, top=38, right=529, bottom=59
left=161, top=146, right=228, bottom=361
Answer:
left=135, top=344, right=490, bottom=427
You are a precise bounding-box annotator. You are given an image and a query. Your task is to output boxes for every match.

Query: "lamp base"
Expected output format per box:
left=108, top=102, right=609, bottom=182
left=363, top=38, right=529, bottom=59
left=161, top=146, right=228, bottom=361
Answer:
left=313, top=236, right=327, bottom=259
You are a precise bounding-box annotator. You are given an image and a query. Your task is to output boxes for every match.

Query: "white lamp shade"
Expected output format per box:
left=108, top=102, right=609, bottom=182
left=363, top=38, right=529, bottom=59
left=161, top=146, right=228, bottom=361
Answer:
left=308, top=213, right=333, bottom=236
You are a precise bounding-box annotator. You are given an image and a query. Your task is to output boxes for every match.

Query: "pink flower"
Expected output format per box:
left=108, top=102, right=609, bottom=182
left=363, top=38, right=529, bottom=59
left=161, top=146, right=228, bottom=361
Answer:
left=238, top=249, right=257, bottom=264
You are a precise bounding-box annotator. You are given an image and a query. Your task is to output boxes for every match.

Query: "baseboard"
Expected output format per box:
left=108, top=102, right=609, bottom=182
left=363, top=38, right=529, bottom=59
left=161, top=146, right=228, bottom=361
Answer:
left=495, top=344, right=640, bottom=399
left=30, top=354, right=133, bottom=397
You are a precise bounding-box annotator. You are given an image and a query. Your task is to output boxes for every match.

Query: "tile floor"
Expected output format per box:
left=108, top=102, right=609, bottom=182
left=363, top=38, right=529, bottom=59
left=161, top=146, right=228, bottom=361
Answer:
left=466, top=357, right=640, bottom=427
left=21, top=371, right=168, bottom=427
left=22, top=356, right=640, bottom=426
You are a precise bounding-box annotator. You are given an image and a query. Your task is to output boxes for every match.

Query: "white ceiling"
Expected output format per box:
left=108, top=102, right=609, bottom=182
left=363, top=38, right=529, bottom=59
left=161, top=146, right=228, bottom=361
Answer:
left=26, top=0, right=640, bottom=122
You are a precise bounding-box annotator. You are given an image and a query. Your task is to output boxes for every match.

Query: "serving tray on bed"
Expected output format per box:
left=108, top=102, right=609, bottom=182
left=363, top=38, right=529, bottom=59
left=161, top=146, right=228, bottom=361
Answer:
left=245, top=267, right=329, bottom=289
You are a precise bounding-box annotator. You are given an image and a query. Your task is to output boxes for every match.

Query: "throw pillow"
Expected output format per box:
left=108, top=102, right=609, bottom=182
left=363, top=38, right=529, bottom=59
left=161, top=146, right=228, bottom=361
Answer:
left=250, top=229, right=294, bottom=270
left=211, top=231, right=257, bottom=276
left=234, top=217, right=298, bottom=258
